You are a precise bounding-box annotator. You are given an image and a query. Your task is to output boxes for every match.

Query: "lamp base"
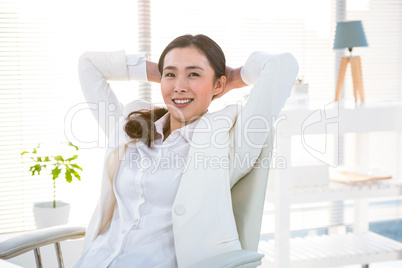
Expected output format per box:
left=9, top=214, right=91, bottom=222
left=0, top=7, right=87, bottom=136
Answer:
left=335, top=56, right=365, bottom=103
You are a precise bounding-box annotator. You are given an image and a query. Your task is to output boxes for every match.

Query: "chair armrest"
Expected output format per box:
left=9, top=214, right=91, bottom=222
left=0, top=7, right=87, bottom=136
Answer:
left=0, top=225, right=85, bottom=259
left=189, top=250, right=264, bottom=268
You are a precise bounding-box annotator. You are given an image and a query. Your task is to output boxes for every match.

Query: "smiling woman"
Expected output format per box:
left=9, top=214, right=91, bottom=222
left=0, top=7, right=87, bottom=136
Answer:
left=124, top=34, right=245, bottom=146
left=75, top=33, right=298, bottom=267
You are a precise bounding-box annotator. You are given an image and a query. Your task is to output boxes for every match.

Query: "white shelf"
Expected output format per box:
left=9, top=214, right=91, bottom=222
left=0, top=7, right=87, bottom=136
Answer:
left=269, top=101, right=402, bottom=267
left=259, top=232, right=402, bottom=268
left=279, top=101, right=402, bottom=136
left=267, top=180, right=402, bottom=204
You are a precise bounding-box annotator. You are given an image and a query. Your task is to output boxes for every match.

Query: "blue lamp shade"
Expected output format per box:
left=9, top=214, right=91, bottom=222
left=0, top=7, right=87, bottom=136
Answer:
left=333, top=20, right=368, bottom=50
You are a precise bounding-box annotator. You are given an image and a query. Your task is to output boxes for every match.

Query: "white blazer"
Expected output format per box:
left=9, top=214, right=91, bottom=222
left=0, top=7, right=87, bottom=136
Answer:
left=78, top=50, right=298, bottom=267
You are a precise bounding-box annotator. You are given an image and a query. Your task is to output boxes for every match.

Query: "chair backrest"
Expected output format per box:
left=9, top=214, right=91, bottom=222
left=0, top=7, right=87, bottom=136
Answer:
left=231, top=129, right=275, bottom=251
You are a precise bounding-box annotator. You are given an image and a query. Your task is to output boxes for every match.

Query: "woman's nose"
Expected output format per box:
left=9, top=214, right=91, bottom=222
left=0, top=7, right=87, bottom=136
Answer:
left=174, top=78, right=188, bottom=92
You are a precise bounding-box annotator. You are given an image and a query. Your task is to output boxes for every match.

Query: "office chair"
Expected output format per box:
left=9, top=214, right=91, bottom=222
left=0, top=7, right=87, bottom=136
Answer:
left=0, top=130, right=274, bottom=268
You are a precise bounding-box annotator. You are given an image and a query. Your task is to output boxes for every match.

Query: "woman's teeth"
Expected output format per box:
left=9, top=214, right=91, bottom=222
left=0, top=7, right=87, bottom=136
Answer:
left=174, top=99, right=192, bottom=104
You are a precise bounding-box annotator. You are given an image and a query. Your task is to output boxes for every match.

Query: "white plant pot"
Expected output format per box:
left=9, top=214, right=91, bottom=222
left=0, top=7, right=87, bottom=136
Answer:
left=33, top=201, right=70, bottom=229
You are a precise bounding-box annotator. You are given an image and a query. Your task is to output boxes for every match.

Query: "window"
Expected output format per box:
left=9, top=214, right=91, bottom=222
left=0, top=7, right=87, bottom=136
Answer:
left=0, top=0, right=76, bottom=233
left=0, top=0, right=140, bottom=233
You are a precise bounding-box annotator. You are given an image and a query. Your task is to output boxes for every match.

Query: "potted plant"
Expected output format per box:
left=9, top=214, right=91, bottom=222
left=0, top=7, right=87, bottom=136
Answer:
left=21, top=142, right=83, bottom=228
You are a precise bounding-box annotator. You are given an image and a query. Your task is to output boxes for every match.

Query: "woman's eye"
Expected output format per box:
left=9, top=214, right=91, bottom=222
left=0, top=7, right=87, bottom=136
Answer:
left=164, top=73, right=175, bottom=78
left=189, top=73, right=200, bottom=77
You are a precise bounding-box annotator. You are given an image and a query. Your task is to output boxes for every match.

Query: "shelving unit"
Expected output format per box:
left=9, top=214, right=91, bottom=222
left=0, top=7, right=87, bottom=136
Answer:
left=265, top=180, right=402, bottom=204
left=259, top=101, right=402, bottom=268
left=260, top=232, right=402, bottom=268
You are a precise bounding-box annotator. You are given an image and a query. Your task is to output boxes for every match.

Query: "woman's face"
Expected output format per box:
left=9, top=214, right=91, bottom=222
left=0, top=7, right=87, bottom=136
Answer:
left=161, top=46, right=224, bottom=129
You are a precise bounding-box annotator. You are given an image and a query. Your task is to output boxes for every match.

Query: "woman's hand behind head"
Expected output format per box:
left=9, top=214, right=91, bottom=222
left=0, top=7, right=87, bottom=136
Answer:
left=212, top=67, right=247, bottom=101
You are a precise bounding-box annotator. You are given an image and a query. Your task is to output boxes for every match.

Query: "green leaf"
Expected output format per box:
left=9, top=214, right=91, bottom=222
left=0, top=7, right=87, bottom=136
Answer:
left=69, top=142, right=79, bottom=151
left=70, top=164, right=83, bottom=171
left=44, top=157, right=50, bottom=162
left=37, top=157, right=42, bottom=162
left=31, top=144, right=40, bottom=155
left=70, top=168, right=81, bottom=181
left=51, top=167, right=62, bottom=180
left=54, top=156, right=64, bottom=162
left=21, top=151, right=29, bottom=156
left=32, top=164, right=42, bottom=175
left=65, top=169, right=72, bottom=183
left=66, top=155, right=78, bottom=162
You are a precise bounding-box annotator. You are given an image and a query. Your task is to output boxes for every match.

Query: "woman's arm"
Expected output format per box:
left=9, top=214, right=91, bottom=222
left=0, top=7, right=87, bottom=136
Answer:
left=212, top=67, right=247, bottom=100
left=229, top=51, right=299, bottom=187
left=78, top=51, right=150, bottom=137
left=146, top=61, right=161, bottom=83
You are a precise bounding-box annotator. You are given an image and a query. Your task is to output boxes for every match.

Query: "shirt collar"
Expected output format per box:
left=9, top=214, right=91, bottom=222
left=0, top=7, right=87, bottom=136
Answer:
left=154, top=112, right=170, bottom=139
left=154, top=110, right=208, bottom=143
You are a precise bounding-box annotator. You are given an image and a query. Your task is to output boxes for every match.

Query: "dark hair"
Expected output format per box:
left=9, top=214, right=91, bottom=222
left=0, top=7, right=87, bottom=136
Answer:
left=124, top=34, right=225, bottom=147
left=124, top=107, right=169, bottom=147
left=158, top=34, right=226, bottom=80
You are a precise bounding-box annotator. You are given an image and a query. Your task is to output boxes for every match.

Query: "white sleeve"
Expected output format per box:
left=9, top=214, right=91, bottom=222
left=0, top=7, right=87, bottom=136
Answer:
left=229, top=52, right=299, bottom=187
left=78, top=51, right=147, bottom=137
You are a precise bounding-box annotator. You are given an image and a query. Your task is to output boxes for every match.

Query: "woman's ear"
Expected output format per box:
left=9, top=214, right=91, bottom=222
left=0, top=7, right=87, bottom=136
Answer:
left=213, top=76, right=226, bottom=96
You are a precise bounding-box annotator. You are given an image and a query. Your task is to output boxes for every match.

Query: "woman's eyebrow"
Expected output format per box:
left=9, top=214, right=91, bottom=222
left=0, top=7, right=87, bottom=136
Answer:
left=163, top=66, right=204, bottom=71
left=163, top=66, right=176, bottom=71
left=185, top=66, right=204, bottom=71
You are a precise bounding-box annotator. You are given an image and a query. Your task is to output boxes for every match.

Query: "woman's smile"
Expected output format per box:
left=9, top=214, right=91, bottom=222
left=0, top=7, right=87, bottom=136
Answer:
left=172, top=98, right=194, bottom=107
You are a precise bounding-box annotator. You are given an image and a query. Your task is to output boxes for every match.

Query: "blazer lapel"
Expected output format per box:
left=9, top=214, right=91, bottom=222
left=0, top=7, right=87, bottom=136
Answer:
left=172, top=104, right=240, bottom=215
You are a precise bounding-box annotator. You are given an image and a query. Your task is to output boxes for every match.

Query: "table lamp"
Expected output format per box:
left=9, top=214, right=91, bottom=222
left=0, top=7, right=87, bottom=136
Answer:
left=333, top=20, right=368, bottom=103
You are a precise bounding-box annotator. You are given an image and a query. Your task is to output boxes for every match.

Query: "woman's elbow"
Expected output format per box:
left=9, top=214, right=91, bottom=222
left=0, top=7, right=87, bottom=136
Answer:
left=78, top=52, right=91, bottom=66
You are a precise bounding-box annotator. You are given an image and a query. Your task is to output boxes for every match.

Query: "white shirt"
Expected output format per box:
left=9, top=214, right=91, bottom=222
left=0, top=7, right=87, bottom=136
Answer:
left=74, top=111, right=201, bottom=268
